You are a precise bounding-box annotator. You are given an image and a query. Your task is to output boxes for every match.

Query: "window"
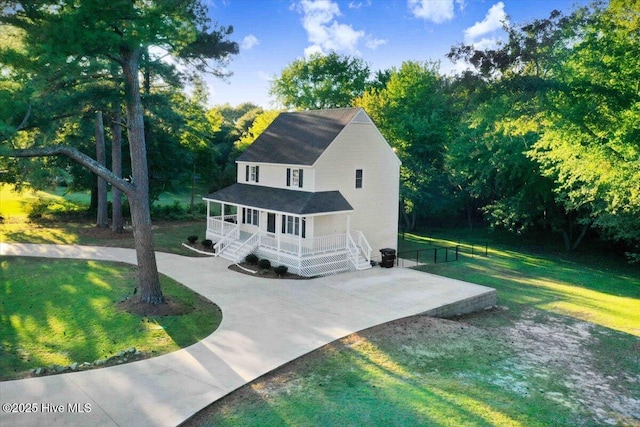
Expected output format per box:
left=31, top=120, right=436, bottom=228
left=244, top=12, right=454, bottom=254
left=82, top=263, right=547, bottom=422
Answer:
left=286, top=168, right=304, bottom=188
left=355, top=169, right=363, bottom=189
left=242, top=208, right=259, bottom=226
left=245, top=165, right=259, bottom=182
left=282, top=215, right=306, bottom=237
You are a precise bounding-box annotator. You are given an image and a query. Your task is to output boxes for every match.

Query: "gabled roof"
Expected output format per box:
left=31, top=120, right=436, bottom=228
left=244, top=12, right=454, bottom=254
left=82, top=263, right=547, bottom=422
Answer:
left=204, top=183, right=353, bottom=216
left=237, top=107, right=361, bottom=166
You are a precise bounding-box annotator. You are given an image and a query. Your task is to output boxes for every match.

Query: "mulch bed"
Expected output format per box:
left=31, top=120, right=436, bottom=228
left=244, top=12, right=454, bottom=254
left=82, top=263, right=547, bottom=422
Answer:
left=229, top=262, right=309, bottom=280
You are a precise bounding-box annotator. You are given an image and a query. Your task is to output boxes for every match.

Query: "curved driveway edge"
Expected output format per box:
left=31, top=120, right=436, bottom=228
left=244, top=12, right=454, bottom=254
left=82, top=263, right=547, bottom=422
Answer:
left=0, top=243, right=496, bottom=427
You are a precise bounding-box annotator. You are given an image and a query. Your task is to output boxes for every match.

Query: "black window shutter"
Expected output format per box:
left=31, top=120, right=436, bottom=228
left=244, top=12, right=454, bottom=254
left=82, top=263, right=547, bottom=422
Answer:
left=242, top=208, right=246, bottom=224
left=302, top=218, right=306, bottom=238
left=282, top=216, right=286, bottom=233
left=255, top=166, right=259, bottom=182
left=286, top=168, right=291, bottom=186
left=299, top=169, right=303, bottom=188
left=245, top=165, right=249, bottom=181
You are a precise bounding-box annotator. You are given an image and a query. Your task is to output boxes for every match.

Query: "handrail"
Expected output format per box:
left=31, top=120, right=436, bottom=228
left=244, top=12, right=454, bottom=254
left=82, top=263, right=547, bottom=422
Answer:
left=213, top=224, right=239, bottom=255
left=346, top=233, right=357, bottom=268
left=231, top=230, right=261, bottom=257
left=350, top=229, right=371, bottom=263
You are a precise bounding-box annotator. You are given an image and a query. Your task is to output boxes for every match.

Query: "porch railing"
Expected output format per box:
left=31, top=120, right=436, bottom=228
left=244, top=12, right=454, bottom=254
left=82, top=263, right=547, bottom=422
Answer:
left=213, top=224, right=239, bottom=254
left=259, top=232, right=347, bottom=256
left=229, top=230, right=261, bottom=261
left=207, top=215, right=237, bottom=237
left=350, top=229, right=372, bottom=263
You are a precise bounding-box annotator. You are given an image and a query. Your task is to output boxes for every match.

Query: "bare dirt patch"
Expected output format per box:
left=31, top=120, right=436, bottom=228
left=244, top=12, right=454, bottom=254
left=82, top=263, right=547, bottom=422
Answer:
left=185, top=308, right=640, bottom=427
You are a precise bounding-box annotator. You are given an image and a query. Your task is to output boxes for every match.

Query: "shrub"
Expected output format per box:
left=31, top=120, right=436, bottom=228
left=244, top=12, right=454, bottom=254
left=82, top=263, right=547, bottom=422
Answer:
left=202, top=239, right=213, bottom=249
left=245, top=253, right=259, bottom=264
left=258, top=258, right=271, bottom=269
left=151, top=201, right=186, bottom=220
left=274, top=265, right=288, bottom=276
left=27, top=199, right=52, bottom=220
left=187, top=235, right=198, bottom=244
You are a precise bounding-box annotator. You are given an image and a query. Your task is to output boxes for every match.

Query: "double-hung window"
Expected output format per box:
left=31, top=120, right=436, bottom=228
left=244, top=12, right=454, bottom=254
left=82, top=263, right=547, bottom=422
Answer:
left=282, top=215, right=306, bottom=238
left=286, top=168, right=304, bottom=188
left=242, top=208, right=259, bottom=226
left=245, top=165, right=259, bottom=182
left=355, top=169, right=363, bottom=189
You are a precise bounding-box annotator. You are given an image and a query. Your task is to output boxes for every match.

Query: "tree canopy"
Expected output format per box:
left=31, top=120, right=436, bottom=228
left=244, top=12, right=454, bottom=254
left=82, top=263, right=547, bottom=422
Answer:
left=270, top=52, right=371, bottom=110
left=1, top=0, right=239, bottom=302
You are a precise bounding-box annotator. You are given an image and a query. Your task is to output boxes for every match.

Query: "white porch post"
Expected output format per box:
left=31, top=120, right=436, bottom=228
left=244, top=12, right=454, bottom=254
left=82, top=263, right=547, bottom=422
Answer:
left=346, top=214, right=351, bottom=235
left=277, top=215, right=281, bottom=252
left=297, top=215, right=303, bottom=256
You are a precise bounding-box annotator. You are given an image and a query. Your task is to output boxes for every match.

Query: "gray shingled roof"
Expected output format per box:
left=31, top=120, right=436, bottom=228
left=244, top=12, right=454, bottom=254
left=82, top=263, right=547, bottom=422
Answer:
left=204, top=183, right=353, bottom=215
left=237, top=108, right=361, bottom=165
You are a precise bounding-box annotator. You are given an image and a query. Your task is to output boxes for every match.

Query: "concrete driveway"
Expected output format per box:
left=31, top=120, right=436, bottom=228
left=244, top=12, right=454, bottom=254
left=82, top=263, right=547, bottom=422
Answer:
left=0, top=243, right=495, bottom=426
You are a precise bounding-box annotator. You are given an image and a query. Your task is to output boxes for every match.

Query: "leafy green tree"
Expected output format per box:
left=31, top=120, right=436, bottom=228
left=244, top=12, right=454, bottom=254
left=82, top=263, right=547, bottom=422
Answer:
left=448, top=1, right=639, bottom=257
left=236, top=110, right=280, bottom=151
left=357, top=61, right=453, bottom=229
left=527, top=0, right=640, bottom=256
left=1, top=0, right=238, bottom=303
left=271, top=52, right=371, bottom=110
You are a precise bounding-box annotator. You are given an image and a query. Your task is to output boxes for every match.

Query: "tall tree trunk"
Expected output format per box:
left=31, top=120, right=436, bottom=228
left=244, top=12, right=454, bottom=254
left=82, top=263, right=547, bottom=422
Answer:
left=121, top=48, right=164, bottom=305
left=111, top=109, right=124, bottom=233
left=95, top=111, right=109, bottom=227
left=190, top=161, right=196, bottom=215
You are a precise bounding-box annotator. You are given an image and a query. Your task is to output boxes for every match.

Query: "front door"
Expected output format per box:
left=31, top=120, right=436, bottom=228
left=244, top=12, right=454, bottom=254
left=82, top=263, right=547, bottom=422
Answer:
left=267, top=213, right=276, bottom=233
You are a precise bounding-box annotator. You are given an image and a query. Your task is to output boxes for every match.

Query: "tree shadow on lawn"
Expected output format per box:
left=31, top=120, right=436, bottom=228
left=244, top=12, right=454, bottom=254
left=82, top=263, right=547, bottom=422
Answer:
left=0, top=257, right=221, bottom=380
left=184, top=315, right=584, bottom=427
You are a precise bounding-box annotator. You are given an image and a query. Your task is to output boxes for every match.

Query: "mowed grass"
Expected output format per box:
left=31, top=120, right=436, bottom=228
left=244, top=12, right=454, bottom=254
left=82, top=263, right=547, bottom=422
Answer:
left=1, top=184, right=210, bottom=256
left=186, top=230, right=639, bottom=427
left=399, top=231, right=640, bottom=336
left=0, top=257, right=221, bottom=380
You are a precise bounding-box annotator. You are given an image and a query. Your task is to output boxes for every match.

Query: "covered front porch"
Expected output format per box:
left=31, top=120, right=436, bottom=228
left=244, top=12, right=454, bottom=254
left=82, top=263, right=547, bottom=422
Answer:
left=203, top=184, right=372, bottom=277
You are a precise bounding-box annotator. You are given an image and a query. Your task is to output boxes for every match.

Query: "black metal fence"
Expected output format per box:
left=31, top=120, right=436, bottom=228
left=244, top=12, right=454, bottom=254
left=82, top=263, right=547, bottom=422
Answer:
left=396, top=242, right=488, bottom=267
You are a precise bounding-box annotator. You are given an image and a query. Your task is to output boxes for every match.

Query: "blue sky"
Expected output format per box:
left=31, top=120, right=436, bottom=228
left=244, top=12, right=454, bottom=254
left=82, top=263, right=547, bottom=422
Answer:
left=204, top=0, right=592, bottom=108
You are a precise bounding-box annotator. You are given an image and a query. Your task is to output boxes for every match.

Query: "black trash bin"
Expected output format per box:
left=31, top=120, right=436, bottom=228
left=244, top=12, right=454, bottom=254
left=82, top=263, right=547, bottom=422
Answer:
left=379, top=248, right=396, bottom=268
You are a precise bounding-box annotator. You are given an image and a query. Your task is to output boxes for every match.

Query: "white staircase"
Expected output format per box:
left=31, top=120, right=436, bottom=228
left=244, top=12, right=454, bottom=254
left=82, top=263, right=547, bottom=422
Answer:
left=218, top=240, right=244, bottom=262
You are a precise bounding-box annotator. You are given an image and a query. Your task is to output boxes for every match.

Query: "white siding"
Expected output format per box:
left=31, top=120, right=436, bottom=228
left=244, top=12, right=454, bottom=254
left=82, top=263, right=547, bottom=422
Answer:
left=314, top=213, right=348, bottom=237
left=236, top=161, right=314, bottom=191
left=314, top=121, right=400, bottom=257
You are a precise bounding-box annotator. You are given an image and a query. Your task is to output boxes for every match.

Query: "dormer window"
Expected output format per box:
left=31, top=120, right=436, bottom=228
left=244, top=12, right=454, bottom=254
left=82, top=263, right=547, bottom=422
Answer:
left=245, top=165, right=259, bottom=182
left=286, top=168, right=304, bottom=188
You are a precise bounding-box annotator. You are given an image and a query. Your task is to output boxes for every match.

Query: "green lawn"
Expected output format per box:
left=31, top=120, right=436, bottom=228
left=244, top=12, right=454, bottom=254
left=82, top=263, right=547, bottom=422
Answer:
left=0, top=257, right=221, bottom=380
left=399, top=230, right=640, bottom=336
left=186, top=229, right=639, bottom=427
left=3, top=185, right=639, bottom=425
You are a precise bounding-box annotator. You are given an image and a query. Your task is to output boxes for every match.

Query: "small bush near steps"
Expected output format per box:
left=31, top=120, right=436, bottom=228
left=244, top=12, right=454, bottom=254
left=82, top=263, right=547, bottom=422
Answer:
left=187, top=235, right=198, bottom=244
left=258, top=258, right=271, bottom=269
left=202, top=239, right=213, bottom=249
left=245, top=253, right=259, bottom=264
left=274, top=265, right=288, bottom=276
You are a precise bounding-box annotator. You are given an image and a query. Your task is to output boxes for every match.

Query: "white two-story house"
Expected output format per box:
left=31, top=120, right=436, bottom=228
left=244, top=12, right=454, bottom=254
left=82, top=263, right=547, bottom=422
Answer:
left=203, top=107, right=400, bottom=277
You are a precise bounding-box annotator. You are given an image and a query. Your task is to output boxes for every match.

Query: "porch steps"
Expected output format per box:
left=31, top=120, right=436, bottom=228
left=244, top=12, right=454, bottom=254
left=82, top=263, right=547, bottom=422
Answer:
left=218, top=239, right=260, bottom=264
left=353, top=253, right=372, bottom=270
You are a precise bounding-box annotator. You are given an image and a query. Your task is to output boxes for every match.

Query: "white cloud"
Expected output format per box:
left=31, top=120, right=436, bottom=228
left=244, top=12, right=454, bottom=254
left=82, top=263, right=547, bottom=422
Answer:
left=304, top=44, right=325, bottom=57
left=256, top=70, right=272, bottom=82
left=348, top=0, right=371, bottom=9
left=241, top=34, right=259, bottom=51
left=296, top=0, right=382, bottom=55
left=464, top=2, right=507, bottom=45
left=408, top=0, right=455, bottom=23
left=365, top=36, right=387, bottom=50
